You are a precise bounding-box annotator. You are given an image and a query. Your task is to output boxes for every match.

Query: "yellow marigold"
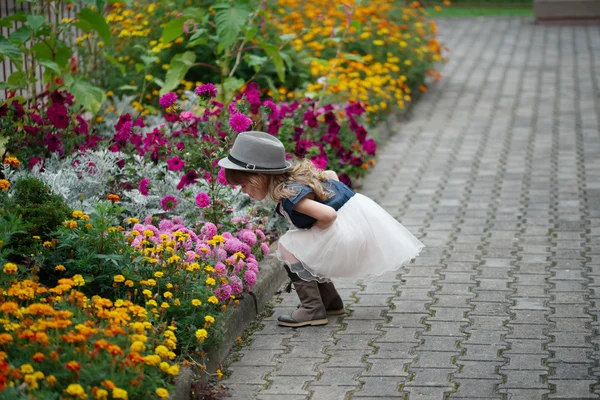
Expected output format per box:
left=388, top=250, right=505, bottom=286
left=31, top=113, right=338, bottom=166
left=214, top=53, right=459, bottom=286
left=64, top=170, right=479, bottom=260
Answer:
left=130, top=341, right=146, bottom=352
left=146, top=299, right=157, bottom=307
left=3, top=262, right=18, bottom=274
left=143, top=229, right=154, bottom=237
left=160, top=302, right=169, bottom=309
left=146, top=279, right=157, bottom=286
left=195, top=329, right=208, bottom=342
left=205, top=277, right=216, bottom=286
left=208, top=296, right=218, bottom=304
left=3, top=156, right=20, bottom=168
left=42, top=241, right=53, bottom=248
left=73, top=274, right=85, bottom=286
left=216, top=369, right=223, bottom=379
left=154, top=271, right=164, bottom=278
left=142, top=289, right=152, bottom=297
left=173, top=299, right=181, bottom=306
left=114, top=275, right=126, bottom=283
left=166, top=283, right=173, bottom=289
left=55, top=264, right=66, bottom=271
left=107, top=193, right=120, bottom=202
left=205, top=315, right=215, bottom=323
left=143, top=354, right=161, bottom=366
left=65, top=383, right=87, bottom=398
left=0, top=301, right=18, bottom=314
left=95, top=388, right=109, bottom=399
left=167, top=364, right=180, bottom=375
left=192, top=299, right=201, bottom=306
left=46, top=375, right=57, bottom=385
left=21, top=363, right=34, bottom=374
left=125, top=280, right=134, bottom=287
left=163, top=291, right=172, bottom=298
left=128, top=217, right=139, bottom=224
left=0, top=179, right=10, bottom=191
left=112, top=388, right=128, bottom=399
left=212, top=235, right=225, bottom=243
left=156, top=388, right=169, bottom=398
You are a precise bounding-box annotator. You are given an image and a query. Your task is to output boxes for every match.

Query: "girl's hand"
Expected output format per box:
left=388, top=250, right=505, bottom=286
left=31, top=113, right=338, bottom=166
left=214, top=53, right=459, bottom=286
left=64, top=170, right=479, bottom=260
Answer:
left=294, top=197, right=337, bottom=230
left=325, top=170, right=339, bottom=181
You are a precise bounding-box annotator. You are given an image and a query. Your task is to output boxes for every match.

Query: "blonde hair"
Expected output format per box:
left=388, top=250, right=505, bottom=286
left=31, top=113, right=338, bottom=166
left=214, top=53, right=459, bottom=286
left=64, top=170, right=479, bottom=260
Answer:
left=224, top=159, right=333, bottom=202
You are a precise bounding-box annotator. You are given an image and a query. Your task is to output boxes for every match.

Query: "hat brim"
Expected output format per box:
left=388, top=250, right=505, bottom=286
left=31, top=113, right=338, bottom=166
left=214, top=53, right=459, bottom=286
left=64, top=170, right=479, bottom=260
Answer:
left=217, top=157, right=293, bottom=174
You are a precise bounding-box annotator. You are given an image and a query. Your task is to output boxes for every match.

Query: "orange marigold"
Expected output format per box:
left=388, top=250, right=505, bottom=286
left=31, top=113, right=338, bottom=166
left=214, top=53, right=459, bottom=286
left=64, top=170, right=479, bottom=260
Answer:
left=107, top=194, right=120, bottom=202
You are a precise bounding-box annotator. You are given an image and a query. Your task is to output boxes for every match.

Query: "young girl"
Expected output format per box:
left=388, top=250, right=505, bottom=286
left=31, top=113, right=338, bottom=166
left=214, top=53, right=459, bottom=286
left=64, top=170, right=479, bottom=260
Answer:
left=219, top=131, right=424, bottom=327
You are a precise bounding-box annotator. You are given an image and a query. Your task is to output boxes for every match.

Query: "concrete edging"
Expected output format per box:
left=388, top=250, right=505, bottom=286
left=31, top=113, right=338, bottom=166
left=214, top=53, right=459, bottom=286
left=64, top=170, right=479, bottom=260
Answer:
left=172, top=244, right=287, bottom=399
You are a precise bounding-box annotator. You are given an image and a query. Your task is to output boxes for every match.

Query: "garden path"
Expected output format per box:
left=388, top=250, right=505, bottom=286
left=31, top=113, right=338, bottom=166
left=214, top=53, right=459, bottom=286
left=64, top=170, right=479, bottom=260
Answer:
left=221, top=16, right=600, bottom=399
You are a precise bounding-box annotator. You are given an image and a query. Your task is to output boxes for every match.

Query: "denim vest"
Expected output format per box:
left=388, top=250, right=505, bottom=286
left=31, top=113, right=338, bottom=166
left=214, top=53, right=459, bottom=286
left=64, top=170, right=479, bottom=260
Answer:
left=276, top=179, right=356, bottom=229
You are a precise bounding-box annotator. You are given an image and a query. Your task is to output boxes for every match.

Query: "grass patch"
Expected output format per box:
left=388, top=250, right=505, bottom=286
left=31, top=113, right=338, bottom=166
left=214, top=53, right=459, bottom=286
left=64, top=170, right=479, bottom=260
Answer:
left=426, top=7, right=533, bottom=17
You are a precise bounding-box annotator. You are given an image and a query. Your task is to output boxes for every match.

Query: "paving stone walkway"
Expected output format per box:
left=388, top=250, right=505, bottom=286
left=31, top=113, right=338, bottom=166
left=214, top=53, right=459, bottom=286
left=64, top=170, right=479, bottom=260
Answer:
left=221, top=17, right=600, bottom=399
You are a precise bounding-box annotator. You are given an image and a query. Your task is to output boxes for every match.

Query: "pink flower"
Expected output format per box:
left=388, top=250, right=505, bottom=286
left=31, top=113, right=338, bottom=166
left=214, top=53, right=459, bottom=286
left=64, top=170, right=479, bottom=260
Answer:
left=215, top=285, right=232, bottom=302
left=195, top=192, right=210, bottom=208
left=180, top=111, right=195, bottom=120
left=229, top=276, right=243, bottom=295
left=195, top=83, right=218, bottom=100
left=214, top=262, right=227, bottom=276
left=244, top=270, right=257, bottom=287
left=167, top=156, right=185, bottom=171
left=217, top=168, right=229, bottom=186
left=310, top=155, right=328, bottom=170
left=239, top=230, right=257, bottom=246
left=139, top=178, right=150, bottom=196
left=261, top=242, right=270, bottom=255
left=255, top=229, right=266, bottom=241
left=229, top=113, right=252, bottom=133
left=161, top=196, right=178, bottom=211
left=200, top=222, right=217, bottom=239
left=159, top=92, right=178, bottom=108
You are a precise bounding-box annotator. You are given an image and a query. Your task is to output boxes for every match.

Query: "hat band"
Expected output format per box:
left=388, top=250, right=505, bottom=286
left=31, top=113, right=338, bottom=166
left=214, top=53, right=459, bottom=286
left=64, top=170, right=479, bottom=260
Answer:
left=227, top=155, right=286, bottom=171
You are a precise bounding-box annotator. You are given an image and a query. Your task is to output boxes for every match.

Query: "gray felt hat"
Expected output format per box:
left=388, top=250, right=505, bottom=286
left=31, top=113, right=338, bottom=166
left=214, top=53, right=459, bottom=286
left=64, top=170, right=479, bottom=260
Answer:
left=218, top=131, right=293, bottom=174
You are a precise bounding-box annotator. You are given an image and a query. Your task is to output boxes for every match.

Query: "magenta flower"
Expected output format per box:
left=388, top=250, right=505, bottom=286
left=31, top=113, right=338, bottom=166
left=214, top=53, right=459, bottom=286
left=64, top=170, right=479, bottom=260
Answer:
left=310, top=155, right=328, bottom=170
left=139, top=178, right=150, bottom=196
left=195, top=83, right=218, bottom=100
left=47, top=103, right=69, bottom=129
left=363, top=138, right=377, bottom=155
left=200, top=222, right=217, bottom=239
left=180, top=111, right=195, bottom=120
left=161, top=196, right=178, bottom=211
left=28, top=157, right=43, bottom=170
left=166, top=156, right=185, bottom=171
left=195, top=192, right=211, bottom=208
left=159, top=92, right=178, bottom=108
left=217, top=168, right=229, bottom=186
left=339, top=173, right=352, bottom=187
left=229, top=112, right=252, bottom=133
left=244, top=270, right=257, bottom=287
left=261, top=242, right=270, bottom=256
left=177, top=170, right=199, bottom=190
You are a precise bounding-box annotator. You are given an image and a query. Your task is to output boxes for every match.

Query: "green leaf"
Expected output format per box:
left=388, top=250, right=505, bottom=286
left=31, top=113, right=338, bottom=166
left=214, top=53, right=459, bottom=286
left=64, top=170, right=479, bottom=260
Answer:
left=159, top=51, right=195, bottom=95
left=245, top=26, right=257, bottom=41
left=105, top=54, right=125, bottom=75
left=0, top=13, right=27, bottom=29
left=7, top=71, right=27, bottom=87
left=245, top=54, right=267, bottom=70
left=262, top=76, right=280, bottom=101
left=9, top=26, right=31, bottom=45
left=222, top=77, right=244, bottom=99
left=135, top=63, right=145, bottom=73
left=213, top=3, right=251, bottom=49
left=162, top=17, right=185, bottom=44
left=78, top=8, right=111, bottom=44
left=32, top=39, right=72, bottom=67
left=68, top=78, right=106, bottom=114
left=351, top=19, right=361, bottom=31
left=0, top=36, right=23, bottom=70
left=308, top=57, right=329, bottom=67
left=118, top=84, right=137, bottom=91
left=108, top=0, right=132, bottom=5
left=96, top=0, right=107, bottom=11
left=279, top=33, right=295, bottom=41
left=26, top=15, right=44, bottom=32
left=140, top=55, right=157, bottom=66
left=258, top=41, right=285, bottom=83
left=74, top=19, right=93, bottom=33
left=54, top=41, right=73, bottom=68
left=38, top=59, right=61, bottom=74
left=182, top=7, right=205, bottom=21
left=342, top=53, right=364, bottom=63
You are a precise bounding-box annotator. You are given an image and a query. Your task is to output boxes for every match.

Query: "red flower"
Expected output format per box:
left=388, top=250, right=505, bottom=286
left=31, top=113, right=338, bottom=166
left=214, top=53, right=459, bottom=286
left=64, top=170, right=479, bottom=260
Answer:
left=47, top=103, right=69, bottom=129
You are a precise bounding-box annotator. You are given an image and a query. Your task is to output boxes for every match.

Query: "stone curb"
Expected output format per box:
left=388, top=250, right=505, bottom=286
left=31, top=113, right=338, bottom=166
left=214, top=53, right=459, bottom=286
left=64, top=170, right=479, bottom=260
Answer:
left=172, top=244, right=287, bottom=399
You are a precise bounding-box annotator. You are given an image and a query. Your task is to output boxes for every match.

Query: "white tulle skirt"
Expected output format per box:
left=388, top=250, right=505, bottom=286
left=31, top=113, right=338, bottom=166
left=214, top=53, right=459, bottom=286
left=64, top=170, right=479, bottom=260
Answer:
left=277, top=193, right=424, bottom=282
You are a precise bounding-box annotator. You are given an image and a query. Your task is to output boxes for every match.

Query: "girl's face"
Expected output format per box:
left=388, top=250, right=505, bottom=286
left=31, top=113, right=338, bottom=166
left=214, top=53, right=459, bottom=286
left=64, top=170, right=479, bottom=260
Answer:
left=240, top=179, right=268, bottom=200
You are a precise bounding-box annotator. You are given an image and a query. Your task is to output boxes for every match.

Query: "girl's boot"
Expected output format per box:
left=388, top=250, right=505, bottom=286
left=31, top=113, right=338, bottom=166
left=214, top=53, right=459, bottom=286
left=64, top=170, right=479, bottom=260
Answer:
left=278, top=264, right=328, bottom=327
left=318, top=282, right=345, bottom=315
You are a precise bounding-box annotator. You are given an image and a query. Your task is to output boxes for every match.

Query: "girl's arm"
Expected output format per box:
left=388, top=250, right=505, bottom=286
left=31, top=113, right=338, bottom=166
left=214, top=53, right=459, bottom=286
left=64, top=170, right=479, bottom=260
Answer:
left=325, top=170, right=339, bottom=181
left=294, top=197, right=337, bottom=229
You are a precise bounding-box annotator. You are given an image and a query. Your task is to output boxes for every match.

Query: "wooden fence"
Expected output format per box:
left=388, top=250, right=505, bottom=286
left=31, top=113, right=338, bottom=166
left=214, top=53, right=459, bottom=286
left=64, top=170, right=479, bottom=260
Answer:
left=0, top=0, right=83, bottom=101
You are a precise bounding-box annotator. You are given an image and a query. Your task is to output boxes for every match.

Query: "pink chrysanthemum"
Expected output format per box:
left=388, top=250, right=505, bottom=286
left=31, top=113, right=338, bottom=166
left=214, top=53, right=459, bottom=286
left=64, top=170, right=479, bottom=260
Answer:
left=194, top=83, right=218, bottom=100
left=261, top=242, right=270, bottom=256
left=229, top=112, right=252, bottom=133
left=195, top=192, right=210, bottom=208
left=200, top=222, right=217, bottom=239
left=217, top=168, right=229, bottom=186
left=159, top=92, right=178, bottom=109
left=161, top=195, right=178, bottom=211
left=166, top=156, right=185, bottom=171
left=244, top=270, right=257, bottom=287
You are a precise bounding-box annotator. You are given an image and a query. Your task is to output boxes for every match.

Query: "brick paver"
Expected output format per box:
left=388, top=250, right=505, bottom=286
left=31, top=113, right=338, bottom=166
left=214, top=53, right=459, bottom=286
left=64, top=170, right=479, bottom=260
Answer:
left=221, top=17, right=600, bottom=399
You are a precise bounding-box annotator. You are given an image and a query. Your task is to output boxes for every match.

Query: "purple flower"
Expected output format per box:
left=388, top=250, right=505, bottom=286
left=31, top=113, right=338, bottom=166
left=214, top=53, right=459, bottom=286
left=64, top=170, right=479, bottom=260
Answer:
left=194, top=83, right=218, bottom=100
left=244, top=270, right=257, bottom=287
left=161, top=196, right=178, bottom=211
left=166, top=156, right=185, bottom=171
left=28, top=157, right=43, bottom=170
left=261, top=242, right=270, bottom=255
left=159, top=92, right=178, bottom=109
left=215, top=285, right=232, bottom=302
left=47, top=103, right=69, bottom=129
left=339, top=173, right=352, bottom=187
left=229, top=276, right=243, bottom=295
left=363, top=138, right=377, bottom=155
left=139, top=178, right=150, bottom=196
left=44, top=132, right=63, bottom=154
left=229, top=112, right=253, bottom=133
left=195, top=192, right=211, bottom=208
